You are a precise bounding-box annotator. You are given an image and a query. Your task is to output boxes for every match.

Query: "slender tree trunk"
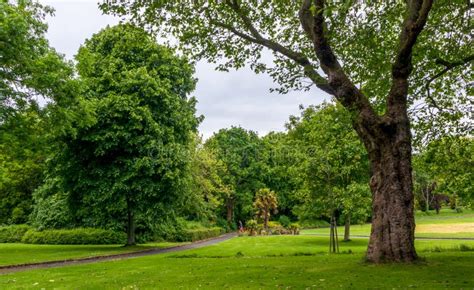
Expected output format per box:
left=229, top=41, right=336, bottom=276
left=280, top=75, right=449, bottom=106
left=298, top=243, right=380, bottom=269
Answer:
left=226, top=198, right=234, bottom=225
left=344, top=215, right=351, bottom=242
left=364, top=123, right=417, bottom=263
left=126, top=208, right=136, bottom=246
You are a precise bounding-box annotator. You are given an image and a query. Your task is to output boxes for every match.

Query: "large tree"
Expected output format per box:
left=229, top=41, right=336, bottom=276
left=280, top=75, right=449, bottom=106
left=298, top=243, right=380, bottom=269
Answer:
left=102, top=0, right=472, bottom=262
left=50, top=24, right=200, bottom=245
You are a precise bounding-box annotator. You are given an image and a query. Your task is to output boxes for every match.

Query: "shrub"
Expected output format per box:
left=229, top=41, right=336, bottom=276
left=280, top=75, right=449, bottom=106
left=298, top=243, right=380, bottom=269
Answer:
left=180, top=227, right=224, bottom=242
left=0, top=224, right=32, bottom=243
left=21, top=228, right=126, bottom=244
left=246, top=219, right=258, bottom=236
left=289, top=223, right=301, bottom=235
left=278, top=215, right=291, bottom=228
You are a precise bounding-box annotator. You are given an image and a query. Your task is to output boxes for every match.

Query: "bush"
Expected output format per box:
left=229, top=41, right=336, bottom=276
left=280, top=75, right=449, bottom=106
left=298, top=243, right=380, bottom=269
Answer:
left=289, top=223, right=301, bottom=235
left=180, top=227, right=224, bottom=242
left=246, top=219, right=258, bottom=236
left=0, top=224, right=32, bottom=243
left=278, top=215, right=291, bottom=228
left=21, top=228, right=126, bottom=244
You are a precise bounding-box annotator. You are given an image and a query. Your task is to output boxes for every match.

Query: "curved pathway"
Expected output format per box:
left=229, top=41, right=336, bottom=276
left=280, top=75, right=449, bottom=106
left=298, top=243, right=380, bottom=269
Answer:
left=0, top=232, right=237, bottom=274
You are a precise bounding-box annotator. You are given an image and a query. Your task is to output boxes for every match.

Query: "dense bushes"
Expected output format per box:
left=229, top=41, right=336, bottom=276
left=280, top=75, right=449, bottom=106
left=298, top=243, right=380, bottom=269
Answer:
left=0, top=221, right=224, bottom=244
left=181, top=227, right=224, bottom=242
left=0, top=224, right=32, bottom=243
left=21, top=228, right=126, bottom=245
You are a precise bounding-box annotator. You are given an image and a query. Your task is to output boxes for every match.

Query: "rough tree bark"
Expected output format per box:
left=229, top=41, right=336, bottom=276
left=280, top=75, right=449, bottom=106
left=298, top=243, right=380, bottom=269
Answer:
left=298, top=0, right=433, bottom=262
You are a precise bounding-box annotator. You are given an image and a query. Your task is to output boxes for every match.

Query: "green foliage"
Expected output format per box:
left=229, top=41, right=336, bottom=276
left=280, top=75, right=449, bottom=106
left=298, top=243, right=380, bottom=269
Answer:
left=0, top=1, right=76, bottom=121
left=21, top=228, right=126, bottom=245
left=42, top=24, right=200, bottom=243
left=0, top=108, right=49, bottom=225
left=204, top=127, right=266, bottom=224
left=182, top=136, right=228, bottom=221
left=181, top=227, right=224, bottom=242
left=278, top=215, right=291, bottom=228
left=101, top=1, right=472, bottom=145
left=245, top=219, right=258, bottom=236
left=418, top=136, right=473, bottom=204
left=287, top=102, right=371, bottom=222
left=0, top=224, right=32, bottom=243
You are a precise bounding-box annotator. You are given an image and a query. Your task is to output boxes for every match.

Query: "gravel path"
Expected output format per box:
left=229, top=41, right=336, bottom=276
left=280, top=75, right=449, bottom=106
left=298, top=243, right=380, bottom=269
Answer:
left=0, top=232, right=237, bottom=274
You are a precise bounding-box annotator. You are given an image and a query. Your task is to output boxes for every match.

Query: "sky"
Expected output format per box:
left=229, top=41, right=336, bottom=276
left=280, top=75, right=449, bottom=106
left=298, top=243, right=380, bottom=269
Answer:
left=40, top=0, right=328, bottom=139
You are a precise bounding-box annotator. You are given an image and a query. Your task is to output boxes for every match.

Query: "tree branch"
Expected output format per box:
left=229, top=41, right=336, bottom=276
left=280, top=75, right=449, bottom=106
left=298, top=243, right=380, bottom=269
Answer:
left=298, top=0, right=378, bottom=125
left=212, top=0, right=335, bottom=95
left=424, top=54, right=474, bottom=110
left=387, top=0, right=434, bottom=116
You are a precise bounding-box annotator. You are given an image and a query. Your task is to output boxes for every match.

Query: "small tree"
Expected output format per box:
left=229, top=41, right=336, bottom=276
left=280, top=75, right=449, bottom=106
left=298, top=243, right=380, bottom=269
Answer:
left=254, top=188, right=278, bottom=230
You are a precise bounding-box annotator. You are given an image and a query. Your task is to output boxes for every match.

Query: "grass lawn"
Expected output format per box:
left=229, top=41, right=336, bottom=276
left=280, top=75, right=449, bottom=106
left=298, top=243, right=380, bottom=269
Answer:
left=1, top=236, right=473, bottom=289
left=0, top=242, right=180, bottom=267
left=302, top=208, right=474, bottom=238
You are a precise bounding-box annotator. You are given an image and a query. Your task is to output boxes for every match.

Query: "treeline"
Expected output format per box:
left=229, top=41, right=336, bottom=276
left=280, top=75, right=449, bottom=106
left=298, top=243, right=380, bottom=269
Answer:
left=1, top=2, right=472, bottom=245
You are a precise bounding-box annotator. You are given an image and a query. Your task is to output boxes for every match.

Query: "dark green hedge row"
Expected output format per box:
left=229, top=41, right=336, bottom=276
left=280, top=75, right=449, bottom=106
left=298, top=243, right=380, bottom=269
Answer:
left=21, top=228, right=127, bottom=244
left=181, top=227, right=224, bottom=242
left=0, top=224, right=32, bottom=243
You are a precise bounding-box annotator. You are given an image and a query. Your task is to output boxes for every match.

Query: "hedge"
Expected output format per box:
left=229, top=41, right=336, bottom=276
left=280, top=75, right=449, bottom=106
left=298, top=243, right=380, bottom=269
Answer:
left=180, top=227, right=224, bottom=242
left=21, top=228, right=126, bottom=245
left=0, top=224, right=32, bottom=243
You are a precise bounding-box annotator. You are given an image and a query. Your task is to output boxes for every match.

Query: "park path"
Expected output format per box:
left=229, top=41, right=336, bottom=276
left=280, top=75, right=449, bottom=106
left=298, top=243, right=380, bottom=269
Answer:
left=0, top=232, right=237, bottom=274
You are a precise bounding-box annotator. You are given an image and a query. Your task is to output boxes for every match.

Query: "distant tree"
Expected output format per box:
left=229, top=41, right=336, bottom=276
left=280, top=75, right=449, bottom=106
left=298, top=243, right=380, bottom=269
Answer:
left=49, top=24, right=199, bottom=245
left=103, top=0, right=472, bottom=262
left=204, top=127, right=265, bottom=227
left=287, top=102, right=371, bottom=241
left=183, top=135, right=231, bottom=222
left=414, top=136, right=473, bottom=209
left=253, top=188, right=278, bottom=230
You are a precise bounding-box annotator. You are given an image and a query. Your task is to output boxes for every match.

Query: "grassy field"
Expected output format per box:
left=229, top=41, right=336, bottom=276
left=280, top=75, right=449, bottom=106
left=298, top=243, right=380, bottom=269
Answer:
left=1, top=236, right=473, bottom=289
left=302, top=209, right=474, bottom=238
left=0, top=242, right=180, bottom=267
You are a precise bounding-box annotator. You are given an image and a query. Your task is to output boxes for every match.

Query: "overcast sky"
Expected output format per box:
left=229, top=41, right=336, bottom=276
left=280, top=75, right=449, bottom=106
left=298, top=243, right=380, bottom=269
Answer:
left=40, top=0, right=328, bottom=139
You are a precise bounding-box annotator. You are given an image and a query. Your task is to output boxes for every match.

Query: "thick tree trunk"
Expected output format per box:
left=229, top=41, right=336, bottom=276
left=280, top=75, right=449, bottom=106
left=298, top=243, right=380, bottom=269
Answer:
left=343, top=215, right=351, bottom=242
left=364, top=123, right=417, bottom=263
left=126, top=208, right=136, bottom=246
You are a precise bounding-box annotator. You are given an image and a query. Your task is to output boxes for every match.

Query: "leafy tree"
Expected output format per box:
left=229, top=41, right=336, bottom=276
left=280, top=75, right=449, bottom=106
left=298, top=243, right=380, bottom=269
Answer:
left=183, top=135, right=230, bottom=222
left=260, top=132, right=301, bottom=219
left=254, top=188, right=278, bottom=230
left=0, top=0, right=75, bottom=122
left=48, top=24, right=199, bottom=245
left=204, top=127, right=265, bottom=227
left=0, top=107, right=48, bottom=224
left=414, top=136, right=473, bottom=209
left=102, top=0, right=472, bottom=262
left=287, top=102, right=371, bottom=241
left=0, top=1, right=77, bottom=225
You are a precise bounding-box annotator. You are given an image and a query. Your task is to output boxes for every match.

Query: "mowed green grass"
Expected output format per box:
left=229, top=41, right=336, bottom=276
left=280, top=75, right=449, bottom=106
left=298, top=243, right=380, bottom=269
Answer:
left=302, top=209, right=474, bottom=238
left=1, top=236, right=474, bottom=289
left=0, top=242, right=180, bottom=267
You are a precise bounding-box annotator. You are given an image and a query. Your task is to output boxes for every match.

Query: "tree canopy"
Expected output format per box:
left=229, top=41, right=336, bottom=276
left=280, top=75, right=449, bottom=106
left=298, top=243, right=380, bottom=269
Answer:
left=42, top=24, right=200, bottom=245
